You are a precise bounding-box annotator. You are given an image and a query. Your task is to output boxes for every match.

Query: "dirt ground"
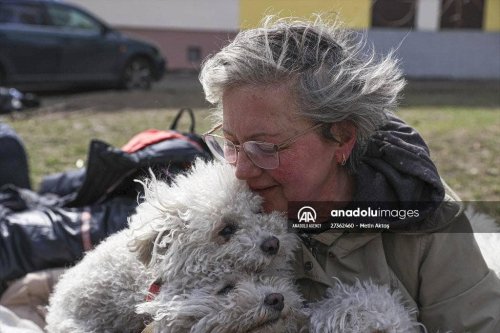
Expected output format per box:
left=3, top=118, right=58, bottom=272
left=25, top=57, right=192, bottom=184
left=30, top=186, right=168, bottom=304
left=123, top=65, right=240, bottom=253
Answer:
left=35, top=72, right=209, bottom=113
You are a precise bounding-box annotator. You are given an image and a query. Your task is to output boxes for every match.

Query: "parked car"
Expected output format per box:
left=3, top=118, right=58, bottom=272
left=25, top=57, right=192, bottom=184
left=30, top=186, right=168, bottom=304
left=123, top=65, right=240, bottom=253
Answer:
left=0, top=0, right=166, bottom=90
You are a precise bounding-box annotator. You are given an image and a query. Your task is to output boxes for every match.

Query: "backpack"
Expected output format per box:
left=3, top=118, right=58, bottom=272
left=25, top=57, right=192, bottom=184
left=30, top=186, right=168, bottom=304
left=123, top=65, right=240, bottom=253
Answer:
left=39, top=108, right=212, bottom=206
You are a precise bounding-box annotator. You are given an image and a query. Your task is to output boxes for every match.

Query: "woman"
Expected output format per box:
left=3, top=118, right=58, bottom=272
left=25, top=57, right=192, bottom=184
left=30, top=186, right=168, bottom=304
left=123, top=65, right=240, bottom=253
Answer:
left=200, top=16, right=500, bottom=332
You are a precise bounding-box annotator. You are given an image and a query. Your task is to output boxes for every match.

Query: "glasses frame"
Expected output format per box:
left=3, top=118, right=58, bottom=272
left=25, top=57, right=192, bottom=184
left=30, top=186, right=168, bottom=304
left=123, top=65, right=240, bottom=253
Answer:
left=203, top=123, right=329, bottom=169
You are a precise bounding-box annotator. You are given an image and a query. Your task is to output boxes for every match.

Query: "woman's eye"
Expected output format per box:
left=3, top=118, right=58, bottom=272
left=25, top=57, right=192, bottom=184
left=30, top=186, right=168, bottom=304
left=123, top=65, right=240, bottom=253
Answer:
left=254, top=143, right=276, bottom=154
left=217, top=284, right=235, bottom=295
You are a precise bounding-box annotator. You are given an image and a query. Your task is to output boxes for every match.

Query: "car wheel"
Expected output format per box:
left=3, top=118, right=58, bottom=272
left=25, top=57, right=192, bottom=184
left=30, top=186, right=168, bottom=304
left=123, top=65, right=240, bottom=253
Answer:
left=122, top=57, right=153, bottom=90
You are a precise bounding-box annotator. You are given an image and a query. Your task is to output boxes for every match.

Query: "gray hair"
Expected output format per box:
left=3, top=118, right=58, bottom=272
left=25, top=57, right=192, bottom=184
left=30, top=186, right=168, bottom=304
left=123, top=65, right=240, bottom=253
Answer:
left=199, top=15, right=406, bottom=173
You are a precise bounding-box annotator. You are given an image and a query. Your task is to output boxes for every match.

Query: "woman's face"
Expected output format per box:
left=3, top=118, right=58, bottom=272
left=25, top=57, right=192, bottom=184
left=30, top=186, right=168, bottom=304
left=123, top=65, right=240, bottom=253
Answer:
left=222, top=84, right=345, bottom=213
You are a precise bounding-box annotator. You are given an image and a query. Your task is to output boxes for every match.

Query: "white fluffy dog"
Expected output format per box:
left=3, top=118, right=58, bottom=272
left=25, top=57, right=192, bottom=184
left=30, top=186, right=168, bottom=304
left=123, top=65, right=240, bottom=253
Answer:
left=45, top=229, right=153, bottom=333
left=138, top=273, right=307, bottom=333
left=308, top=279, right=423, bottom=333
left=46, top=160, right=299, bottom=333
left=129, top=160, right=299, bottom=284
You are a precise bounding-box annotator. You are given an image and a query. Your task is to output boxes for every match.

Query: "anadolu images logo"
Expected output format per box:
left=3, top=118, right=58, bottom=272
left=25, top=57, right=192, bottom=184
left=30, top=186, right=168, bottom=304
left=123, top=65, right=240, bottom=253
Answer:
left=297, top=206, right=317, bottom=223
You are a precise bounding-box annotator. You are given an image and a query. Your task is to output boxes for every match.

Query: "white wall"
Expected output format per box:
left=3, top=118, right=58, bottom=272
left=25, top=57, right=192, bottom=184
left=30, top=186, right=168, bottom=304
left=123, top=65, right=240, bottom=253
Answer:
left=69, top=0, right=239, bottom=30
left=416, top=0, right=440, bottom=31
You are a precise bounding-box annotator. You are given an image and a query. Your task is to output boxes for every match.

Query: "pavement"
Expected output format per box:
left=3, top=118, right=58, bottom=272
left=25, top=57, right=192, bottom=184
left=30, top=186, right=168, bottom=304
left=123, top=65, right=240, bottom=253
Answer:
left=36, top=72, right=208, bottom=113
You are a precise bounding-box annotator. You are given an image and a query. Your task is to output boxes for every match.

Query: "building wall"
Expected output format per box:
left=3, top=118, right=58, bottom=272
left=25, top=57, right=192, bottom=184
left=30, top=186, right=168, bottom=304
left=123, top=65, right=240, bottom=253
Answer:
left=70, top=0, right=239, bottom=30
left=239, top=0, right=372, bottom=29
left=68, top=0, right=500, bottom=79
left=367, top=30, right=500, bottom=80
left=119, top=28, right=237, bottom=71
left=485, top=0, right=500, bottom=31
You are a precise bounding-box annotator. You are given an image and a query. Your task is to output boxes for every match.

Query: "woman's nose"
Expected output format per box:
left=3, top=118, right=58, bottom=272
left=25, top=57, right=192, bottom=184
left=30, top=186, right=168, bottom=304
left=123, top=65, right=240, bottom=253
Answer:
left=234, top=148, right=261, bottom=180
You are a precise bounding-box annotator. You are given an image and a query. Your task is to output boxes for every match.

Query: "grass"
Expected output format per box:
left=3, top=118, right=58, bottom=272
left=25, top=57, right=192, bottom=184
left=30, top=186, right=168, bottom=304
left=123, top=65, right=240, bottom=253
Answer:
left=398, top=108, right=499, bottom=217
left=2, top=81, right=499, bottom=217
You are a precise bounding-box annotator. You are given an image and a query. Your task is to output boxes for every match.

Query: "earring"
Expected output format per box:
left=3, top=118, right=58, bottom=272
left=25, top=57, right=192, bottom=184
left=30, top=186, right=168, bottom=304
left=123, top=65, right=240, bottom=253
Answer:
left=341, top=153, right=347, bottom=166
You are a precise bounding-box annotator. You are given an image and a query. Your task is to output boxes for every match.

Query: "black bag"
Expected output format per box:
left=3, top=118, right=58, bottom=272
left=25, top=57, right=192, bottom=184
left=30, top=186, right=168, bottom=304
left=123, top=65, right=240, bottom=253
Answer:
left=0, top=122, right=31, bottom=189
left=39, top=108, right=212, bottom=206
left=0, top=186, right=137, bottom=286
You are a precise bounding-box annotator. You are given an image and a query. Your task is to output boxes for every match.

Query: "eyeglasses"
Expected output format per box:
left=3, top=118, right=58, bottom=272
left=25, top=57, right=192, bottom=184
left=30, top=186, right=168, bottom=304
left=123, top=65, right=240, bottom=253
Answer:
left=202, top=123, right=325, bottom=170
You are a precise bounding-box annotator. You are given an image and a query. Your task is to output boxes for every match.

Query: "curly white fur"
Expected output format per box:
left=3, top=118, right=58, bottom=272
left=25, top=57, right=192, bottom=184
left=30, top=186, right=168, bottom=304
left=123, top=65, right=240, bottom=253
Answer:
left=131, top=160, right=303, bottom=331
left=308, top=279, right=423, bottom=333
left=128, top=160, right=300, bottom=284
left=45, top=229, right=152, bottom=333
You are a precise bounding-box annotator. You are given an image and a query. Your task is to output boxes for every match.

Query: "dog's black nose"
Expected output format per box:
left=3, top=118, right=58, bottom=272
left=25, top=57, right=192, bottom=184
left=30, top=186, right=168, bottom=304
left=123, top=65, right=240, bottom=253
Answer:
left=260, top=236, right=280, bottom=255
left=264, top=293, right=284, bottom=312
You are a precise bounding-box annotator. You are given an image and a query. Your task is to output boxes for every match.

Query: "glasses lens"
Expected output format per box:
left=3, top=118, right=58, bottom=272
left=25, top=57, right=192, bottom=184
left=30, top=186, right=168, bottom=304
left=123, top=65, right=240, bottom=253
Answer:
left=243, top=141, right=279, bottom=169
left=203, top=135, right=237, bottom=163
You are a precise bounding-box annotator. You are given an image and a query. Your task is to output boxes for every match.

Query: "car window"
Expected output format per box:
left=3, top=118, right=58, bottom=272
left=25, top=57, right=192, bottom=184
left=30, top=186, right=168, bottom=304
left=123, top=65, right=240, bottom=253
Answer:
left=0, top=3, right=47, bottom=26
left=46, top=5, right=101, bottom=32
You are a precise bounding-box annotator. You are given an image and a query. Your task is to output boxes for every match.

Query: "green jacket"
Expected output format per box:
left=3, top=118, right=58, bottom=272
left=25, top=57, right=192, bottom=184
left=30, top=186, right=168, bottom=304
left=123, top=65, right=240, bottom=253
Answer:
left=293, top=193, right=500, bottom=332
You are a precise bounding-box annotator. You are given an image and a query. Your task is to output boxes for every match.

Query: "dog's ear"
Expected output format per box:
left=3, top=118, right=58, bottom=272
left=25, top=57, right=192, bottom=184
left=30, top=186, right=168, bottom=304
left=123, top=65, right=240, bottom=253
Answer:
left=134, top=236, right=156, bottom=266
left=128, top=226, right=171, bottom=266
left=129, top=173, right=177, bottom=265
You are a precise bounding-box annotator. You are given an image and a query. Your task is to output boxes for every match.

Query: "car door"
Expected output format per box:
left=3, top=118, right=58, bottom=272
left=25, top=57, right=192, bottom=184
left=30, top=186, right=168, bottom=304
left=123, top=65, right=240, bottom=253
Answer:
left=0, top=1, right=61, bottom=84
left=44, top=3, right=121, bottom=82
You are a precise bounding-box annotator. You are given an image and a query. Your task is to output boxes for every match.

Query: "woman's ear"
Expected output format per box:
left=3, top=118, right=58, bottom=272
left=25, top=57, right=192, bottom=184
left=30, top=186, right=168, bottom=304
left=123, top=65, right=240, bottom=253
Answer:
left=330, top=121, right=356, bottom=164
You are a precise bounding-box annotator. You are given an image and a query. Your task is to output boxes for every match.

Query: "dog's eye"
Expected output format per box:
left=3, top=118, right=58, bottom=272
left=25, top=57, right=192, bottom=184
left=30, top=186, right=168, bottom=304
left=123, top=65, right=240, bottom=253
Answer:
left=219, top=224, right=236, bottom=240
left=217, top=284, right=235, bottom=295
